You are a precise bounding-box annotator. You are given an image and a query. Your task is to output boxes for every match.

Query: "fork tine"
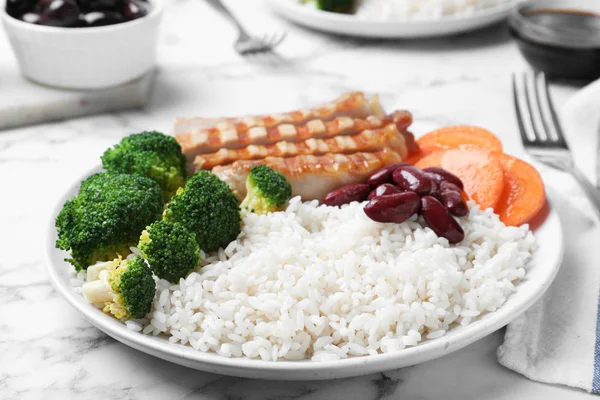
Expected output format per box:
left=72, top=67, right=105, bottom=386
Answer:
left=264, top=34, right=277, bottom=49
left=264, top=33, right=277, bottom=47
left=512, top=73, right=534, bottom=146
left=271, top=32, right=287, bottom=47
left=531, top=72, right=551, bottom=142
left=238, top=30, right=287, bottom=56
left=522, top=72, right=549, bottom=143
left=538, top=72, right=570, bottom=149
left=252, top=37, right=264, bottom=51
left=264, top=34, right=275, bottom=49
left=259, top=33, right=270, bottom=46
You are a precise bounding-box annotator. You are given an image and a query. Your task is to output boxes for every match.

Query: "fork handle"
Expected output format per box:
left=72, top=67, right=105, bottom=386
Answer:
left=568, top=166, right=600, bottom=219
left=205, top=0, right=250, bottom=39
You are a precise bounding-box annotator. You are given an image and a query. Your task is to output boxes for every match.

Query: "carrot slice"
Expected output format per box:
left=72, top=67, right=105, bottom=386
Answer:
left=494, top=153, right=546, bottom=227
left=415, top=145, right=505, bottom=210
left=417, top=126, right=503, bottom=153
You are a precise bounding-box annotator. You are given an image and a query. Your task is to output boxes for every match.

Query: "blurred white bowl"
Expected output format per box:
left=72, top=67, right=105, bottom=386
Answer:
left=1, top=0, right=163, bottom=90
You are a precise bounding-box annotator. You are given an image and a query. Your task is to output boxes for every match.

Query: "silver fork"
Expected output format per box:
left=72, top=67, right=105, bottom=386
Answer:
left=205, top=0, right=286, bottom=56
left=512, top=71, right=600, bottom=216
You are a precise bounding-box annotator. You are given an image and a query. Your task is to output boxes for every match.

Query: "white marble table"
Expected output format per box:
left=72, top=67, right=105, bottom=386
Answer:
left=0, top=0, right=594, bottom=399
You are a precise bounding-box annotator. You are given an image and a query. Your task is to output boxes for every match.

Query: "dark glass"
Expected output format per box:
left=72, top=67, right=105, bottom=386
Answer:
left=509, top=0, right=600, bottom=81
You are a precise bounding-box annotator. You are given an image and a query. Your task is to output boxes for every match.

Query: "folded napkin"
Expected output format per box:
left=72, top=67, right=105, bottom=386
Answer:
left=497, top=78, right=600, bottom=393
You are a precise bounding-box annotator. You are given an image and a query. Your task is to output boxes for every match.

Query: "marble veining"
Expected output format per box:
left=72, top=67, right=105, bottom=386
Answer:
left=0, top=0, right=594, bottom=399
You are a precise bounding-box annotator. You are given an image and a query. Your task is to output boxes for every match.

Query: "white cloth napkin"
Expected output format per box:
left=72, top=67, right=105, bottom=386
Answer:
left=497, top=79, right=600, bottom=393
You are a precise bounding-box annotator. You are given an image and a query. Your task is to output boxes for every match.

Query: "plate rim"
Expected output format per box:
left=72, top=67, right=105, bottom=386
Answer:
left=267, top=0, right=516, bottom=38
left=46, top=165, right=564, bottom=380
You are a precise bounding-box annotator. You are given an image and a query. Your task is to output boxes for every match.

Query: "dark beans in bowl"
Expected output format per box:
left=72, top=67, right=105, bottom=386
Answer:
left=6, top=0, right=149, bottom=27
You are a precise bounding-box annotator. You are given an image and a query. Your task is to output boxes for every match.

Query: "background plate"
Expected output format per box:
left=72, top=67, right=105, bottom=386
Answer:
left=46, top=168, right=563, bottom=380
left=267, top=0, right=515, bottom=38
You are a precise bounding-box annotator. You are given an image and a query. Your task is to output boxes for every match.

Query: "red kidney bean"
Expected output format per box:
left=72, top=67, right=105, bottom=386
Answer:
left=421, top=196, right=465, bottom=244
left=439, top=181, right=461, bottom=194
left=364, top=192, right=421, bottom=223
left=437, top=181, right=469, bottom=216
left=323, top=184, right=370, bottom=207
left=423, top=167, right=464, bottom=190
left=428, top=180, right=441, bottom=200
left=440, top=190, right=468, bottom=217
left=367, top=183, right=403, bottom=200
left=367, top=163, right=408, bottom=188
left=392, top=165, right=432, bottom=195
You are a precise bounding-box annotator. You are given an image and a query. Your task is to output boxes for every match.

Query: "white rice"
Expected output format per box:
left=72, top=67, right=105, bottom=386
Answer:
left=91, top=197, right=532, bottom=362
left=69, top=197, right=535, bottom=360
left=303, top=0, right=510, bottom=21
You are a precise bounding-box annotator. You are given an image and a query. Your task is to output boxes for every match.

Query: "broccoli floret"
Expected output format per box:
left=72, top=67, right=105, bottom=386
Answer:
left=163, top=171, right=241, bottom=252
left=82, top=256, right=156, bottom=320
left=241, top=165, right=292, bottom=215
left=56, top=172, right=163, bottom=271
left=138, top=220, right=200, bottom=283
left=101, top=131, right=187, bottom=202
left=315, top=0, right=354, bottom=13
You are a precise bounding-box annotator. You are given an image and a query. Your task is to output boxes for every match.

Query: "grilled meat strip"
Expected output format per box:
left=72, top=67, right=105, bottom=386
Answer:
left=179, top=110, right=412, bottom=173
left=174, top=92, right=384, bottom=135
left=211, top=149, right=403, bottom=202
left=194, top=123, right=413, bottom=171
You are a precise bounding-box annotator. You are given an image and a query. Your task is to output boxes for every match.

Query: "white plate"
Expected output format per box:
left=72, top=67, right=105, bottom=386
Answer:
left=267, top=0, right=515, bottom=39
left=46, top=167, right=563, bottom=380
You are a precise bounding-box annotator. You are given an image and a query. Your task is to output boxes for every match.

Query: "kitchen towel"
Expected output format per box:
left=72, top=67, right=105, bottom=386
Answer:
left=497, top=78, right=600, bottom=393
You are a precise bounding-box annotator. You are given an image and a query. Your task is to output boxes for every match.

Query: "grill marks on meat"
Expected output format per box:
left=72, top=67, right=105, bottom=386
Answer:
left=176, top=93, right=388, bottom=168
left=195, top=116, right=374, bottom=153
left=193, top=122, right=411, bottom=170
left=179, top=115, right=393, bottom=172
left=174, top=92, right=383, bottom=137
left=174, top=93, right=417, bottom=201
left=212, top=149, right=403, bottom=201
